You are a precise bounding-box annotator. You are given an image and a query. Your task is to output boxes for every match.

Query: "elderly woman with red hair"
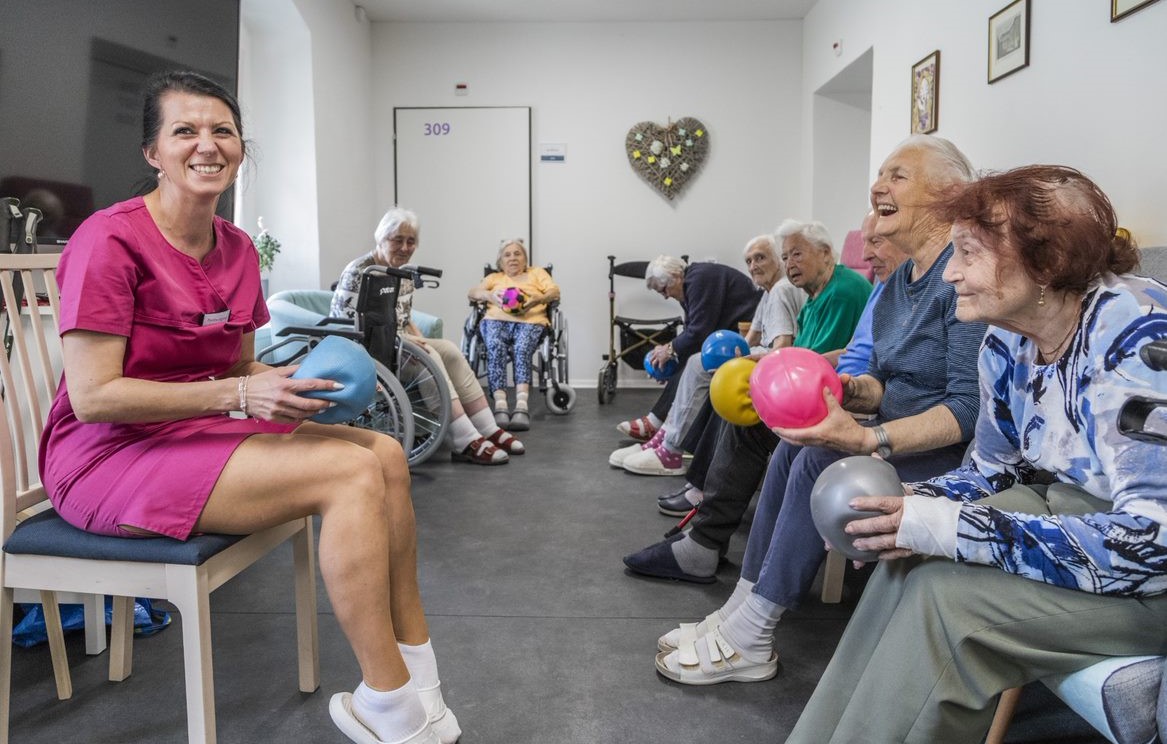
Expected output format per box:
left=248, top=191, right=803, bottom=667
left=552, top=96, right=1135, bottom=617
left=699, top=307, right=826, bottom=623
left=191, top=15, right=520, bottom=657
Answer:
left=789, top=165, right=1167, bottom=743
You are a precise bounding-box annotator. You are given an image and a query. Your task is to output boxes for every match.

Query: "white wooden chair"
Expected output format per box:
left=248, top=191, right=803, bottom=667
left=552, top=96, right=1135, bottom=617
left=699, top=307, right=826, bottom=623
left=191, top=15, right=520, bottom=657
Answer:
left=0, top=253, right=320, bottom=744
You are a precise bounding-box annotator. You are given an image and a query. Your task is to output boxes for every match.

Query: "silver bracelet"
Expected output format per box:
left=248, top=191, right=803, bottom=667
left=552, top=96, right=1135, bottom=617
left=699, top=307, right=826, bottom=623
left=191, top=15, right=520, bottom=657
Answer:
left=238, top=375, right=250, bottom=416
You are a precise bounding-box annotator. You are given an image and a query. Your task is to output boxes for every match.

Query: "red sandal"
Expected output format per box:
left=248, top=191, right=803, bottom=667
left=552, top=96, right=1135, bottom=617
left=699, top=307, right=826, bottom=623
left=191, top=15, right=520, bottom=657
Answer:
left=451, top=437, right=509, bottom=465
left=486, top=428, right=525, bottom=455
left=617, top=415, right=658, bottom=442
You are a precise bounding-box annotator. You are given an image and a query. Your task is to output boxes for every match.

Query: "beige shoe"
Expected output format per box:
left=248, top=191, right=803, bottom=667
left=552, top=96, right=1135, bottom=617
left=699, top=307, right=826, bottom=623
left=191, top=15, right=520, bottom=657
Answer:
left=609, top=441, right=645, bottom=468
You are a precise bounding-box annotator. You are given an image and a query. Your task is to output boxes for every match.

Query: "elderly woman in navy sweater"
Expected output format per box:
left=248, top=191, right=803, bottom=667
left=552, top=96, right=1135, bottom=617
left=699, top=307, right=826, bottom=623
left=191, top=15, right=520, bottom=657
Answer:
left=615, top=255, right=760, bottom=441
left=790, top=165, right=1167, bottom=743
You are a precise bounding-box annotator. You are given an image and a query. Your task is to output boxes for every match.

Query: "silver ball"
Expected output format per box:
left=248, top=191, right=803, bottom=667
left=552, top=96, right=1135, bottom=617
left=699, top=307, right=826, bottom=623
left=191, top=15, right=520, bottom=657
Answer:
left=810, top=456, right=903, bottom=562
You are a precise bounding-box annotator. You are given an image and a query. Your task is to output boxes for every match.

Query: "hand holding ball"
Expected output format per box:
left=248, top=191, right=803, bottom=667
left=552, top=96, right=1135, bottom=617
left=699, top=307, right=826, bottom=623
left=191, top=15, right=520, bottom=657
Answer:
left=749, top=348, right=842, bottom=429
left=701, top=330, right=750, bottom=371
left=709, top=357, right=760, bottom=426
left=500, top=287, right=526, bottom=315
left=290, top=335, right=377, bottom=424
left=809, top=456, right=903, bottom=562
left=643, top=353, right=678, bottom=381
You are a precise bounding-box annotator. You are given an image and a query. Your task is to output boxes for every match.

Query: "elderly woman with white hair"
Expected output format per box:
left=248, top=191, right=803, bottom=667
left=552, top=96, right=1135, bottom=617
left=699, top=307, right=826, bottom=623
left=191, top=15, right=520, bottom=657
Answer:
left=467, top=238, right=560, bottom=431
left=615, top=254, right=762, bottom=443
left=333, top=207, right=523, bottom=465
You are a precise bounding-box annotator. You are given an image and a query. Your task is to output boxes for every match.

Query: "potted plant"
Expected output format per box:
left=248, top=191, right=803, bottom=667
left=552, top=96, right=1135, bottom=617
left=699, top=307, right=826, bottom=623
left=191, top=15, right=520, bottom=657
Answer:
left=253, top=217, right=281, bottom=295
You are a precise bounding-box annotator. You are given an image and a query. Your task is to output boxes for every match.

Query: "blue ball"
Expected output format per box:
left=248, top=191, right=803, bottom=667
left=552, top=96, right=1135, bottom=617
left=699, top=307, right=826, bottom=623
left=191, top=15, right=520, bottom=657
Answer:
left=291, top=335, right=377, bottom=424
left=701, top=329, right=750, bottom=371
left=643, top=353, right=679, bottom=381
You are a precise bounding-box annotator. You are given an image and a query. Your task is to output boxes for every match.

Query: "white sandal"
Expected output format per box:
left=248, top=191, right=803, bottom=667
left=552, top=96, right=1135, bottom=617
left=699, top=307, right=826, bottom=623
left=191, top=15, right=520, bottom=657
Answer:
left=657, top=610, right=725, bottom=652
left=329, top=692, right=441, bottom=744
left=654, top=628, right=778, bottom=686
left=417, top=682, right=462, bottom=744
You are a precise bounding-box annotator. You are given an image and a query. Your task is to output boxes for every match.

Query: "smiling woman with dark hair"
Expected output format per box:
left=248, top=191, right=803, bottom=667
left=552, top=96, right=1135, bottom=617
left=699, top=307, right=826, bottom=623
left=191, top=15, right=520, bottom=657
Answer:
left=788, top=165, right=1167, bottom=744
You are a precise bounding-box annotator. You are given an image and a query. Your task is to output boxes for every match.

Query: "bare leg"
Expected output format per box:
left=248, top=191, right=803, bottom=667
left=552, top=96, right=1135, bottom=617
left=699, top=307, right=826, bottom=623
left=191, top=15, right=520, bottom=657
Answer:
left=198, top=424, right=425, bottom=691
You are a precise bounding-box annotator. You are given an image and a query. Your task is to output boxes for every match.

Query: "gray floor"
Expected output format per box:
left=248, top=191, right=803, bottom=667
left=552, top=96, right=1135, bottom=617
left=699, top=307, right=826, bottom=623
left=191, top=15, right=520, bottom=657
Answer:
left=8, top=390, right=1103, bottom=743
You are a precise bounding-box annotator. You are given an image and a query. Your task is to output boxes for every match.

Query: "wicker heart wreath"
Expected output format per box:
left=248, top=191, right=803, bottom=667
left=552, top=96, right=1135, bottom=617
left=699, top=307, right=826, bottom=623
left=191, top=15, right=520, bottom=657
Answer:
left=625, top=117, right=710, bottom=201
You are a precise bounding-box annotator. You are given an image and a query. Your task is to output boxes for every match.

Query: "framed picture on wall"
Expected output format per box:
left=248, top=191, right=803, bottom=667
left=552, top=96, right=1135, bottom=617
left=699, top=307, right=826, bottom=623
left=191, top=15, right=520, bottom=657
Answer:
left=988, top=0, right=1030, bottom=83
left=1112, top=0, right=1161, bottom=21
left=910, top=50, right=940, bottom=134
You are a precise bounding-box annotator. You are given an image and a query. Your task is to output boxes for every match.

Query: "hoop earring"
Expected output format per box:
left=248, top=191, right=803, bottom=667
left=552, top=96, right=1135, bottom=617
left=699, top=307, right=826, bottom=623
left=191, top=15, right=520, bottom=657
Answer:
left=1037, top=285, right=1046, bottom=307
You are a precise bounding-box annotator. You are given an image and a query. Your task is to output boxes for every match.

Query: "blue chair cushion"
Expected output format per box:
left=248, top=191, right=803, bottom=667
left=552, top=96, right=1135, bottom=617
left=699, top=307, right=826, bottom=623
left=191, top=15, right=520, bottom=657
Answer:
left=1045, top=655, right=1163, bottom=744
left=4, top=509, right=243, bottom=566
left=290, top=335, right=376, bottom=424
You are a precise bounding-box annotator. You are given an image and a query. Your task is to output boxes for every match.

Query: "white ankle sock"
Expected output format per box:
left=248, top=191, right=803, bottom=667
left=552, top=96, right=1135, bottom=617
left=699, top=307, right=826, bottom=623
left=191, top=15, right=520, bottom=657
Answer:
left=351, top=679, right=428, bottom=743
left=647, top=412, right=663, bottom=428
left=493, top=389, right=508, bottom=411
left=670, top=534, right=718, bottom=577
left=515, top=391, right=529, bottom=412
left=684, top=487, right=704, bottom=507
left=397, top=640, right=440, bottom=690
left=723, top=577, right=756, bottom=616
left=450, top=415, right=479, bottom=450
left=719, top=592, right=784, bottom=663
left=469, top=407, right=500, bottom=437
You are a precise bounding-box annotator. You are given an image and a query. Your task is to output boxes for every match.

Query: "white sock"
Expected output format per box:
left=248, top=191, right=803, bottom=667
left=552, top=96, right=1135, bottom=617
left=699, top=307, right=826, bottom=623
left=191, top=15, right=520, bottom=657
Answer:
left=647, top=412, right=663, bottom=428
left=723, top=577, right=756, bottom=616
left=515, top=390, right=529, bottom=412
left=450, top=415, right=479, bottom=450
left=719, top=592, right=784, bottom=663
left=469, top=407, right=500, bottom=437
left=351, top=679, right=428, bottom=743
left=493, top=389, right=508, bottom=411
left=670, top=534, right=718, bottom=577
left=684, top=487, right=704, bottom=507
left=397, top=640, right=440, bottom=690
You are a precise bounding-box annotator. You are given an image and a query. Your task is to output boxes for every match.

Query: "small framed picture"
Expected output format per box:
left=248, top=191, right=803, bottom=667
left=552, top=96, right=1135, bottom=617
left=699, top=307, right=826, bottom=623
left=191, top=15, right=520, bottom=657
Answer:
left=988, top=0, right=1030, bottom=84
left=910, top=50, right=940, bottom=134
left=1112, top=0, right=1161, bottom=21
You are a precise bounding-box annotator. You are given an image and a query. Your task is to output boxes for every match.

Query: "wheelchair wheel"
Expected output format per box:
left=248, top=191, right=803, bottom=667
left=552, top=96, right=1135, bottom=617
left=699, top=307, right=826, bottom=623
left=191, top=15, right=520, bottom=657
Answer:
left=396, top=338, right=453, bottom=466
left=352, top=361, right=416, bottom=457
left=546, top=383, right=576, bottom=415
left=597, top=363, right=617, bottom=404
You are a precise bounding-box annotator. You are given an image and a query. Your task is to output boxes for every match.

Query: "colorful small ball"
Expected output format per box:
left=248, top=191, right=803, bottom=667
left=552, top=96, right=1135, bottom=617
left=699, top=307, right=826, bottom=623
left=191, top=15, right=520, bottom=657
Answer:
left=500, top=287, right=526, bottom=315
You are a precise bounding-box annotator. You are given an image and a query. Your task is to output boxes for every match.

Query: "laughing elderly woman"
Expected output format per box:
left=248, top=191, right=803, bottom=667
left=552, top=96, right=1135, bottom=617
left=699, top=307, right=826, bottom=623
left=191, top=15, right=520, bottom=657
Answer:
left=789, top=165, right=1167, bottom=743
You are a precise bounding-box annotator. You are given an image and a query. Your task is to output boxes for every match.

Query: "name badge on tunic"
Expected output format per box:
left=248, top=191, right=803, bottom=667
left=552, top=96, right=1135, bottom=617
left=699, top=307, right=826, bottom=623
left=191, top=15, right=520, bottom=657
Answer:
left=201, top=310, right=231, bottom=326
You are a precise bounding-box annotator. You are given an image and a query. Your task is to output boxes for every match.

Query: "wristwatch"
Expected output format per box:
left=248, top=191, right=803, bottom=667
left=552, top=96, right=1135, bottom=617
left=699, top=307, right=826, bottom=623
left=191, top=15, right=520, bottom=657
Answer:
left=872, top=425, right=893, bottom=459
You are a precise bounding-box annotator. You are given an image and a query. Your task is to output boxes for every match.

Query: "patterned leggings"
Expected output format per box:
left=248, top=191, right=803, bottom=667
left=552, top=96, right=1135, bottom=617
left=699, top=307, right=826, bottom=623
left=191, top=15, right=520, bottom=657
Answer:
left=480, top=318, right=545, bottom=393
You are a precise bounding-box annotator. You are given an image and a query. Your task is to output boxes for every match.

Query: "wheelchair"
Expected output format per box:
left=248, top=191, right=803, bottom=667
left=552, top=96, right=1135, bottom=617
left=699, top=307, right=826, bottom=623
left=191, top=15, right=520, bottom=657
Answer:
left=597, top=254, right=687, bottom=405
left=460, top=263, right=576, bottom=415
left=260, top=264, right=452, bottom=467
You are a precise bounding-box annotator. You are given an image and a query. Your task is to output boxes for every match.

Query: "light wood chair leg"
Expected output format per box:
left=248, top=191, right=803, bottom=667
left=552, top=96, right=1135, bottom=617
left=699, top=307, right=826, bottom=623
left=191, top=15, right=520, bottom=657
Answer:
left=169, top=566, right=216, bottom=744
left=38, top=591, right=72, bottom=700
left=986, top=686, right=1023, bottom=744
left=292, top=519, right=320, bottom=693
left=1, top=588, right=16, bottom=744
left=820, top=550, right=846, bottom=604
left=108, top=595, right=134, bottom=682
left=81, top=594, right=106, bottom=656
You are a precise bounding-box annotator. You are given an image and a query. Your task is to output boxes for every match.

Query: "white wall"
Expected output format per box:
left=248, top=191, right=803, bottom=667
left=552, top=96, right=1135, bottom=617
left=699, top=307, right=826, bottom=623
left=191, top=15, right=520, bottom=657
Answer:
left=239, top=0, right=375, bottom=295
left=371, top=21, right=803, bottom=387
left=802, top=0, right=1167, bottom=246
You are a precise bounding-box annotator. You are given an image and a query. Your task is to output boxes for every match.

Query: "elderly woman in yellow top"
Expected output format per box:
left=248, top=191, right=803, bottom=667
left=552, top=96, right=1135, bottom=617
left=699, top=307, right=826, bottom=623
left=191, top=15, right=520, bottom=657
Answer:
left=467, top=238, right=560, bottom=431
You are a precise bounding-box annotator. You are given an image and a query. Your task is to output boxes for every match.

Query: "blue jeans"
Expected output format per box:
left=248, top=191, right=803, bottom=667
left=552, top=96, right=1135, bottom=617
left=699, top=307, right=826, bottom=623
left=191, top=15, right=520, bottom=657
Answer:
left=480, top=319, right=545, bottom=393
left=742, top=439, right=966, bottom=609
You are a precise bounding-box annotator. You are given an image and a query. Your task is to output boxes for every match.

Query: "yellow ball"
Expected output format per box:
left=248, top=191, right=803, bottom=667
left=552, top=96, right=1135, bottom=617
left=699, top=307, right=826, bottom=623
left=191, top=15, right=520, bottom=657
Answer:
left=710, top=356, right=760, bottom=426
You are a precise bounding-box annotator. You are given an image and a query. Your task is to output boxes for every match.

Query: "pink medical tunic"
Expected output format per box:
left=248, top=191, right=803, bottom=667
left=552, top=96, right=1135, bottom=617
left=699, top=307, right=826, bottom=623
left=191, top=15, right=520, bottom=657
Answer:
left=39, top=197, right=297, bottom=540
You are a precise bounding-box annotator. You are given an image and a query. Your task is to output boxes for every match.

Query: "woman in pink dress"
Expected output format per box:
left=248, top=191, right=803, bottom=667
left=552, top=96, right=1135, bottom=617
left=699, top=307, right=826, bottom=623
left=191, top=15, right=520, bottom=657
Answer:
left=38, top=71, right=457, bottom=744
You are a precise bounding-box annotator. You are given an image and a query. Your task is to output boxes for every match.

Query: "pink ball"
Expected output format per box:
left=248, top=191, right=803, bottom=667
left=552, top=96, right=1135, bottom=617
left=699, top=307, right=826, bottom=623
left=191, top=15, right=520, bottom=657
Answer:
left=748, top=347, right=842, bottom=429
left=500, top=287, right=526, bottom=315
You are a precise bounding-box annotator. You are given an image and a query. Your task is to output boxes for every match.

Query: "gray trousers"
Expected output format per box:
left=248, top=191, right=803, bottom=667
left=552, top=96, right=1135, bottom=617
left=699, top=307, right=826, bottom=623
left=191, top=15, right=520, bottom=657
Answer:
left=787, top=484, right=1167, bottom=744
left=663, top=354, right=713, bottom=452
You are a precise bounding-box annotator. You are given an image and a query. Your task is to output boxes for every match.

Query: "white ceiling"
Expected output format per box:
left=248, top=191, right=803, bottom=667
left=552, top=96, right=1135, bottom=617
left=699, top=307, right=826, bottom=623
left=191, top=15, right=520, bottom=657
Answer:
left=358, top=0, right=817, bottom=23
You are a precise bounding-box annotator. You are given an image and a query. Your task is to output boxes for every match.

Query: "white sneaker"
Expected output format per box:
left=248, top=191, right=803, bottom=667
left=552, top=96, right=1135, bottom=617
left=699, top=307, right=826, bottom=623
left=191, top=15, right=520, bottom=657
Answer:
left=623, top=446, right=686, bottom=476
left=608, top=441, right=645, bottom=467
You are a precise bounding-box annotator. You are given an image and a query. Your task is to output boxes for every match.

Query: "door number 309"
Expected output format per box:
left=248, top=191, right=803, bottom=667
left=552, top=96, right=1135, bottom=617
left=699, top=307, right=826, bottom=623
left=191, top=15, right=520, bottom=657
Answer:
left=424, top=122, right=451, bottom=135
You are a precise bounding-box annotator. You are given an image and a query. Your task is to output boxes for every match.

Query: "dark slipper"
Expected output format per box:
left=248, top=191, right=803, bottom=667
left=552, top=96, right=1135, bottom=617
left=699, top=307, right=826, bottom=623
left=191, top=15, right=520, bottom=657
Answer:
left=658, top=491, right=700, bottom=518
left=494, top=409, right=511, bottom=428
left=451, top=437, right=508, bottom=465
left=622, top=539, right=716, bottom=584
left=507, top=410, right=530, bottom=431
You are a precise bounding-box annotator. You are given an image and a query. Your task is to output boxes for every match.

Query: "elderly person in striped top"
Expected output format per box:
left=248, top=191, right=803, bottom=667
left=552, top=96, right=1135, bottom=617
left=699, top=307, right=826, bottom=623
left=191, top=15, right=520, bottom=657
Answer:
left=652, top=135, right=987, bottom=687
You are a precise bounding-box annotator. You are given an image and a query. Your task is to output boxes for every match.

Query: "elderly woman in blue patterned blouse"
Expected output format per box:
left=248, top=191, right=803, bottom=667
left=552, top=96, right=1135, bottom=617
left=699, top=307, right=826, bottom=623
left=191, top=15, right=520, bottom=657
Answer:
left=788, top=165, right=1167, bottom=743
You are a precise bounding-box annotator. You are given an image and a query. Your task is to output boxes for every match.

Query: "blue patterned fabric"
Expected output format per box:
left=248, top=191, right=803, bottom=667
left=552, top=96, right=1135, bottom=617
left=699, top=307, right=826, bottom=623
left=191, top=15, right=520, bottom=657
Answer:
left=915, top=273, right=1167, bottom=597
